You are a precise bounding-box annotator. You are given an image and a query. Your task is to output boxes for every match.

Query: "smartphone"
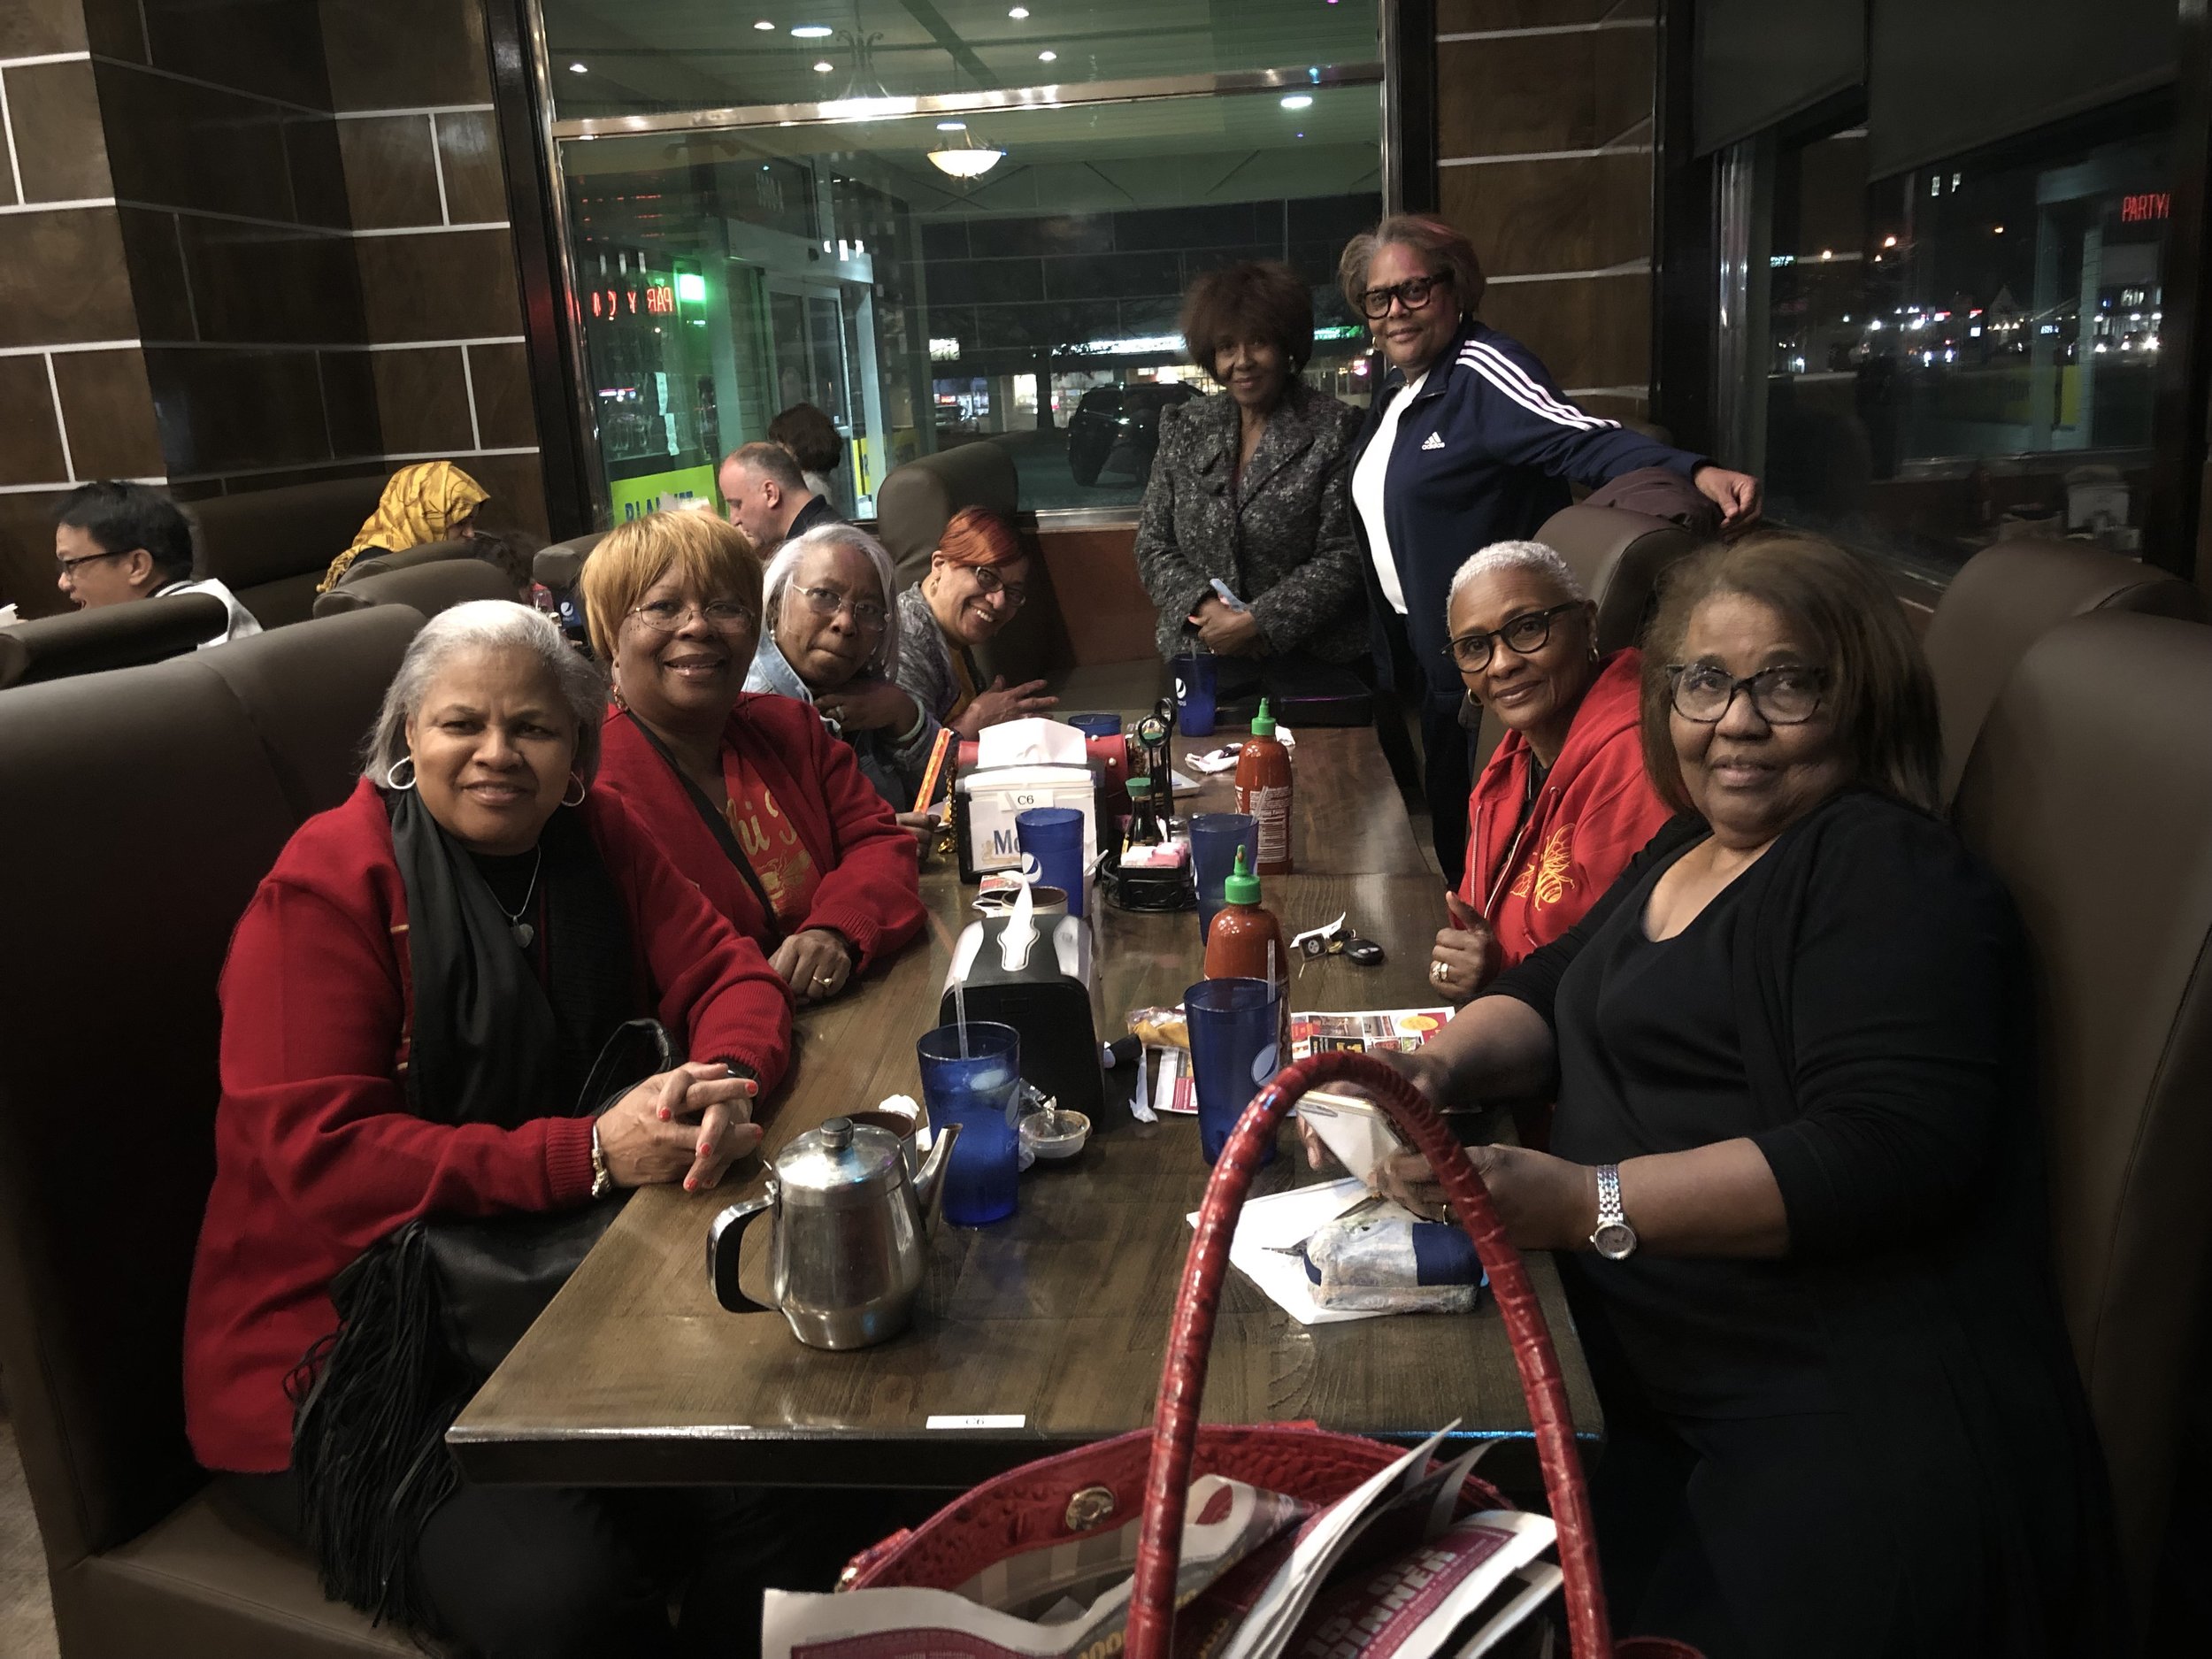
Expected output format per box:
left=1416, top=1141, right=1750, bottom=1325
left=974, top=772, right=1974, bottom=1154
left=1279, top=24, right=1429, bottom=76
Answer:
left=1297, top=1087, right=1410, bottom=1185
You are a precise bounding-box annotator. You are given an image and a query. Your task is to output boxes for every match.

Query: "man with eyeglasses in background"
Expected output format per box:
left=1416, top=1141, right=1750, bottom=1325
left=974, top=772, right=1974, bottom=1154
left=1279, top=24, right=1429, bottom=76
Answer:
left=718, top=441, right=845, bottom=557
left=51, top=480, right=263, bottom=646
left=1336, top=217, right=1760, bottom=886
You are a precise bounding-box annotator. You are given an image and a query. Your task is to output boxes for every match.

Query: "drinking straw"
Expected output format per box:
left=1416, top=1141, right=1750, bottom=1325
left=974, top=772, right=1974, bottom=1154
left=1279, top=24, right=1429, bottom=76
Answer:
left=953, top=969, right=971, bottom=1058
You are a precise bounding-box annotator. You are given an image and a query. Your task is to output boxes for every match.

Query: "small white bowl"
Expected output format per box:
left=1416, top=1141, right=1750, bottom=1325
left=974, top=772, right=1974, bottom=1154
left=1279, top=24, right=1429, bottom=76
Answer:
left=1021, top=1108, right=1092, bottom=1162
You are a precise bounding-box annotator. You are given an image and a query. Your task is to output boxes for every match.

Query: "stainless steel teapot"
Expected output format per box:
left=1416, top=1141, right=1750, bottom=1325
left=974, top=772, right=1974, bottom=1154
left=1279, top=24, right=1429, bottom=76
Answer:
left=707, top=1115, right=960, bottom=1350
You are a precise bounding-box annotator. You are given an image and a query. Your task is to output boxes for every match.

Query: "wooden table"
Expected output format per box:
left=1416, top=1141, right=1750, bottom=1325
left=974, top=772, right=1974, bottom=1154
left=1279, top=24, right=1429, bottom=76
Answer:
left=449, top=708, right=1594, bottom=1493
left=1051, top=658, right=1432, bottom=880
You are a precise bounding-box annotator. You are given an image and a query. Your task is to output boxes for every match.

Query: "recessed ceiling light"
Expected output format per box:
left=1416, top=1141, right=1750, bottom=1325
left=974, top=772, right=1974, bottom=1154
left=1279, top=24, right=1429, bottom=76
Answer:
left=1009, top=5, right=1030, bottom=15
left=1280, top=94, right=1312, bottom=110
left=812, top=58, right=833, bottom=71
left=754, top=18, right=775, bottom=29
left=568, top=61, right=588, bottom=73
left=792, top=24, right=833, bottom=37
left=936, top=119, right=967, bottom=130
left=1038, top=49, right=1056, bottom=61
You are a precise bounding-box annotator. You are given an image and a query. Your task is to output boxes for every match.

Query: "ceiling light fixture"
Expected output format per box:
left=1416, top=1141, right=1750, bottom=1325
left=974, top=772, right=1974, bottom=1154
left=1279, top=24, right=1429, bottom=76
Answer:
left=1038, top=49, right=1056, bottom=61
left=1009, top=5, right=1029, bottom=15
left=792, top=24, right=833, bottom=37
left=929, top=127, right=1005, bottom=178
left=754, top=18, right=775, bottom=29
left=813, top=59, right=833, bottom=71
left=1280, top=94, right=1312, bottom=109
left=936, top=119, right=967, bottom=130
left=568, top=61, right=588, bottom=73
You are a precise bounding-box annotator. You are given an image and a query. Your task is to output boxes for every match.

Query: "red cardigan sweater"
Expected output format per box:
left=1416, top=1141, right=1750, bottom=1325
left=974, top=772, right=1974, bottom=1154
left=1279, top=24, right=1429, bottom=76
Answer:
left=595, top=695, right=925, bottom=969
left=1457, top=649, right=1673, bottom=976
left=183, top=779, right=791, bottom=1473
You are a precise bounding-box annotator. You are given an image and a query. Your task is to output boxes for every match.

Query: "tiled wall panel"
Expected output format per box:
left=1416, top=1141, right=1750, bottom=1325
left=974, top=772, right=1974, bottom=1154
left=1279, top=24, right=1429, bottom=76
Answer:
left=0, top=0, right=544, bottom=618
left=1434, top=0, right=1658, bottom=424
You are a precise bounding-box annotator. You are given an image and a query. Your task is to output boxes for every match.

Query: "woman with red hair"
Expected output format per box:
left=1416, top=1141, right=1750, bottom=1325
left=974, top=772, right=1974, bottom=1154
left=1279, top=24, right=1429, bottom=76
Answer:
left=894, top=506, right=1059, bottom=741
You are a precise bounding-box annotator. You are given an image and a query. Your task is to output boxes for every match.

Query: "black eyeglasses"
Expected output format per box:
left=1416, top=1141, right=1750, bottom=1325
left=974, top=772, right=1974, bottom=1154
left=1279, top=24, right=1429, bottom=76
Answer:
left=1445, top=602, right=1581, bottom=672
left=1358, top=272, right=1453, bottom=320
left=55, top=549, right=132, bottom=578
left=1667, top=664, right=1827, bottom=725
left=968, top=565, right=1027, bottom=610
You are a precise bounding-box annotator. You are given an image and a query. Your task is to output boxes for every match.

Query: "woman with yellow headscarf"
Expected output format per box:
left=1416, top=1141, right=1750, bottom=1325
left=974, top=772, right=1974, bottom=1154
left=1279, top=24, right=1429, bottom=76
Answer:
left=319, top=462, right=490, bottom=592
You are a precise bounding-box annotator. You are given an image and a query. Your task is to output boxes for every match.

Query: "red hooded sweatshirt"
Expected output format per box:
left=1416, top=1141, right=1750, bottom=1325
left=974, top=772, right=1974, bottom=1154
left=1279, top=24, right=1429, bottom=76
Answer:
left=1458, top=648, right=1673, bottom=975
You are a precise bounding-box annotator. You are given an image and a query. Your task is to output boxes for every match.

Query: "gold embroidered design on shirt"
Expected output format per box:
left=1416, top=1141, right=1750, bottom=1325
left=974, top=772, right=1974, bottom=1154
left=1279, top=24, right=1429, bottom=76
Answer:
left=1509, top=823, right=1578, bottom=910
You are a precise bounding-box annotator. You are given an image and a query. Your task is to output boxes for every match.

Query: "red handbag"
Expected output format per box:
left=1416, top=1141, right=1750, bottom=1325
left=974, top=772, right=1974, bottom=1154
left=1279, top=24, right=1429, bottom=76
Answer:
left=844, top=1051, right=1700, bottom=1659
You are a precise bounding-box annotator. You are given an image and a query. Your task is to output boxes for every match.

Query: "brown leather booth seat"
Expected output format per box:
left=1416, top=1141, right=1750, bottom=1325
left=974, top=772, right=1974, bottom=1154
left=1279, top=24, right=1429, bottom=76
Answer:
left=312, top=555, right=518, bottom=620
left=874, top=440, right=1018, bottom=588
left=874, top=439, right=1068, bottom=686
left=533, top=530, right=607, bottom=593
left=0, top=609, right=426, bottom=1657
left=1465, top=503, right=1701, bottom=768
left=1924, top=539, right=2208, bottom=802
left=330, top=538, right=477, bottom=586
left=1952, top=612, right=2212, bottom=1620
left=0, top=594, right=227, bottom=689
left=188, top=476, right=388, bottom=630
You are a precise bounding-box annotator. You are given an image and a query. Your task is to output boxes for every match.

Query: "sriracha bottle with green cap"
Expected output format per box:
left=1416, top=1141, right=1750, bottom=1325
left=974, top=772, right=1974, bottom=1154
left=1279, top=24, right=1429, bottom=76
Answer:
left=1234, top=697, right=1294, bottom=874
left=1203, top=847, right=1291, bottom=1054
left=1203, top=846, right=1283, bottom=979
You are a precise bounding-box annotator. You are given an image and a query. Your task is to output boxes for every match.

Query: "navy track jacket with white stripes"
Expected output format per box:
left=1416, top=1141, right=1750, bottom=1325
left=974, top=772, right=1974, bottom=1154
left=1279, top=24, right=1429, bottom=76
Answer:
left=1348, top=317, right=1708, bottom=708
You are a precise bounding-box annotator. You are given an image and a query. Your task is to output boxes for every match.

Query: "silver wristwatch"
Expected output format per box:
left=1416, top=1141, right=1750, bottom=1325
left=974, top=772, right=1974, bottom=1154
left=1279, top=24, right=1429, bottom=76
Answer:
left=1589, top=1164, right=1638, bottom=1260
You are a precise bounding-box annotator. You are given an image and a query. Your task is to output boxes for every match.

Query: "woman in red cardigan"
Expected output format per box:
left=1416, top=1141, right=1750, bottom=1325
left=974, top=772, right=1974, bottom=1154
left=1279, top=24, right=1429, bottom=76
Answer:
left=582, top=510, right=926, bottom=1006
left=1427, top=540, right=1673, bottom=1002
left=184, top=602, right=803, bottom=1655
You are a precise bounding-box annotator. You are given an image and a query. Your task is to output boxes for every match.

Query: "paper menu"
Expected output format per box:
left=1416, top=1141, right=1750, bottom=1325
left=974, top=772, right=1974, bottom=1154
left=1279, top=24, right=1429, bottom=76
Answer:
left=1288, top=1008, right=1453, bottom=1062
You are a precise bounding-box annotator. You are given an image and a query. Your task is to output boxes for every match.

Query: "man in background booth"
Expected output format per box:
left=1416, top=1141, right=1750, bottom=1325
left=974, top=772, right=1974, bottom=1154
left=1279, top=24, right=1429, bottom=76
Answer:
left=718, top=442, right=845, bottom=555
left=52, top=480, right=262, bottom=647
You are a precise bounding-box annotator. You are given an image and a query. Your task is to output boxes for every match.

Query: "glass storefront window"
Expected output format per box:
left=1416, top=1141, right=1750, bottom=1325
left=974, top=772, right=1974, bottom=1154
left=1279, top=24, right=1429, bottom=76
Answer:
left=546, top=3, right=1381, bottom=524
left=1753, top=98, right=2171, bottom=578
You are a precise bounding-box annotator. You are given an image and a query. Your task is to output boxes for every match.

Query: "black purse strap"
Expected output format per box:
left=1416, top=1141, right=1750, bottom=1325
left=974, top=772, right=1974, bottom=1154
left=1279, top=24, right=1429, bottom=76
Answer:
left=623, top=709, right=784, bottom=948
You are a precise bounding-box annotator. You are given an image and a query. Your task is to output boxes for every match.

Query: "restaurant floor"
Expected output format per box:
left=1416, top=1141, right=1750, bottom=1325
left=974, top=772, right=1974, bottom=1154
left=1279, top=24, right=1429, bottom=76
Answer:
left=0, top=1399, right=59, bottom=1658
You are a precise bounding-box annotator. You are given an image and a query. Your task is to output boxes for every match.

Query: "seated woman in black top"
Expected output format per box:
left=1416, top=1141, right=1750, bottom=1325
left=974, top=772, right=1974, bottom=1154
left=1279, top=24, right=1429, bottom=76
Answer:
left=1312, top=534, right=2117, bottom=1656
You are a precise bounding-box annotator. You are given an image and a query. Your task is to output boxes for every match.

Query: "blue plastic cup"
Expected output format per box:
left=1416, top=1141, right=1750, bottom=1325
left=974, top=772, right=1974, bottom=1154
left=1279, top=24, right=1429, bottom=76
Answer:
left=1190, top=812, right=1261, bottom=944
left=1172, top=651, right=1217, bottom=738
left=1184, top=977, right=1281, bottom=1166
left=916, top=1021, right=1023, bottom=1225
left=1016, top=805, right=1087, bottom=919
left=1068, top=712, right=1123, bottom=738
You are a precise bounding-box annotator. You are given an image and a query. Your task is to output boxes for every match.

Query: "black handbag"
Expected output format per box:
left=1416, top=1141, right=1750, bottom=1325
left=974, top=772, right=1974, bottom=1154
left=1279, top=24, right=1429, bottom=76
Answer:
left=288, top=1017, right=681, bottom=1629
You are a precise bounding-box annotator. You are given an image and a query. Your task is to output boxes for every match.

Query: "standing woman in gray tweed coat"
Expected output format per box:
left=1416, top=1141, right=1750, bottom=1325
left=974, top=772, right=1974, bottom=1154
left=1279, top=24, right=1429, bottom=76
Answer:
left=1134, top=262, right=1368, bottom=678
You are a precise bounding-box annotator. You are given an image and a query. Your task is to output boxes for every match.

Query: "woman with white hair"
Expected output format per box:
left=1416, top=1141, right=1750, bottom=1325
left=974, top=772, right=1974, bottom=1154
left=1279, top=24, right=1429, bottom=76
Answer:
left=745, top=522, right=940, bottom=831
left=1426, top=540, right=1671, bottom=1005
left=183, top=601, right=803, bottom=1655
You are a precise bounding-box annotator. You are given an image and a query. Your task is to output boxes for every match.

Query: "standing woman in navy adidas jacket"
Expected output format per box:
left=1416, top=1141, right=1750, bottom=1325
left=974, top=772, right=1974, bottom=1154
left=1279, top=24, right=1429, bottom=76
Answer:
left=1340, top=216, right=1762, bottom=881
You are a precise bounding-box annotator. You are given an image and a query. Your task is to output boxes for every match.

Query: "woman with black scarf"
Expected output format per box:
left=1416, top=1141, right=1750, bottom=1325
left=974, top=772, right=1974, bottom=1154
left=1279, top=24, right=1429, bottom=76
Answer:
left=183, top=603, right=809, bottom=1656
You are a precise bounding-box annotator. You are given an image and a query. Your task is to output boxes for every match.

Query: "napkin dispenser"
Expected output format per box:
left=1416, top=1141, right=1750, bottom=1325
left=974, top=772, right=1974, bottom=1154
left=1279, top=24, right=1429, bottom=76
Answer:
left=940, top=908, right=1104, bottom=1121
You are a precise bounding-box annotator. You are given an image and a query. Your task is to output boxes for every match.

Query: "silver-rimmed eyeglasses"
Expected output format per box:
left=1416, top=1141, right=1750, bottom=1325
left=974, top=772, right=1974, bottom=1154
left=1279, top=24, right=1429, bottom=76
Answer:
left=794, top=584, right=888, bottom=633
left=1667, top=664, right=1827, bottom=725
left=628, top=597, right=755, bottom=634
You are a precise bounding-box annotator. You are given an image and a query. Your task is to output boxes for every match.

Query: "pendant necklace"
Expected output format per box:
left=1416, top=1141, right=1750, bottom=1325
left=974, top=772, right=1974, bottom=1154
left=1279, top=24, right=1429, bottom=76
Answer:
left=495, top=848, right=544, bottom=949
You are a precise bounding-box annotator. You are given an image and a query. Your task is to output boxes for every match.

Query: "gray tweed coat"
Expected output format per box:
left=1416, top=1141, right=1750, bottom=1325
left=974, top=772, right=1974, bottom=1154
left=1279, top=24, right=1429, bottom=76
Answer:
left=1133, top=380, right=1368, bottom=664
